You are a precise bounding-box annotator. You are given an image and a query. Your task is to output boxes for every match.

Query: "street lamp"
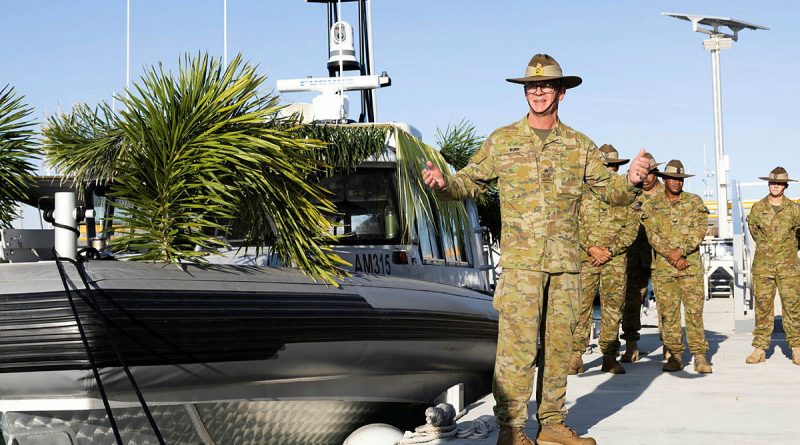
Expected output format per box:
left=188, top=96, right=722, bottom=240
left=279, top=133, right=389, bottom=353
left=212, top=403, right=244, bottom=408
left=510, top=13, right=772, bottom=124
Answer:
left=663, top=13, right=768, bottom=239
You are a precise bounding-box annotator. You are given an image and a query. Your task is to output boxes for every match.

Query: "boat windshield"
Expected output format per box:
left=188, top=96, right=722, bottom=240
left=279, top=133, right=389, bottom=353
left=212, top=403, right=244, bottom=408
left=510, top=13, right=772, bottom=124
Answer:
left=319, top=168, right=401, bottom=244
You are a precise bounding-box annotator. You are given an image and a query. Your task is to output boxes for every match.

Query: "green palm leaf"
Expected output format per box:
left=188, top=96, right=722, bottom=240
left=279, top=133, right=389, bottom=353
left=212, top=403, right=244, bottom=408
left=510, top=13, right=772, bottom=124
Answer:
left=44, top=53, right=346, bottom=283
left=0, top=85, right=40, bottom=227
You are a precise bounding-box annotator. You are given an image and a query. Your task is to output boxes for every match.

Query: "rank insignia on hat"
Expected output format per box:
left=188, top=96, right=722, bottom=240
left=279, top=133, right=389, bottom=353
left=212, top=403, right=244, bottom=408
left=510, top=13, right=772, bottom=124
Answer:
left=533, top=63, right=544, bottom=76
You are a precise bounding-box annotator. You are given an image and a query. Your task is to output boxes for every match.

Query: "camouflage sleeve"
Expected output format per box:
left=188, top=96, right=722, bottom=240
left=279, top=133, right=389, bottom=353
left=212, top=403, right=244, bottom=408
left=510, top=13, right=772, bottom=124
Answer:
left=578, top=186, right=595, bottom=252
left=610, top=208, right=640, bottom=257
left=436, top=137, right=497, bottom=201
left=746, top=207, right=763, bottom=244
left=641, top=204, right=674, bottom=258
left=579, top=219, right=590, bottom=253
left=584, top=143, right=639, bottom=206
left=679, top=197, right=709, bottom=255
left=794, top=202, right=800, bottom=229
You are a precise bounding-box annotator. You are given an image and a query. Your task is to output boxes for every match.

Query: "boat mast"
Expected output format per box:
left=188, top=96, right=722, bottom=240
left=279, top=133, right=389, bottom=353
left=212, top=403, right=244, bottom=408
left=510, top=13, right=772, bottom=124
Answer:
left=288, top=0, right=391, bottom=122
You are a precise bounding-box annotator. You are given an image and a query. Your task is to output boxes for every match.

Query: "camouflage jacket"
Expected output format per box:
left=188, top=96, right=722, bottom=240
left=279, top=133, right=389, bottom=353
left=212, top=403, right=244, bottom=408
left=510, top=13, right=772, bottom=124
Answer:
left=641, top=191, right=708, bottom=277
left=627, top=181, right=665, bottom=269
left=437, top=116, right=638, bottom=272
left=747, top=196, right=800, bottom=277
left=579, top=187, right=640, bottom=269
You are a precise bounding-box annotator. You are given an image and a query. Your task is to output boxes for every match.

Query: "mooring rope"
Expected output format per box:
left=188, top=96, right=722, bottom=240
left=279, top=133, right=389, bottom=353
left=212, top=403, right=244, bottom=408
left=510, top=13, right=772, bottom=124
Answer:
left=394, top=404, right=497, bottom=444
left=455, top=415, right=497, bottom=439
left=54, top=250, right=166, bottom=444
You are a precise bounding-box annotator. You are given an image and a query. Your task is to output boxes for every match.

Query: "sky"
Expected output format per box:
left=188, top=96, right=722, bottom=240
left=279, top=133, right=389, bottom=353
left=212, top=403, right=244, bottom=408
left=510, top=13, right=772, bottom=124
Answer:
left=2, top=0, right=799, bottom=201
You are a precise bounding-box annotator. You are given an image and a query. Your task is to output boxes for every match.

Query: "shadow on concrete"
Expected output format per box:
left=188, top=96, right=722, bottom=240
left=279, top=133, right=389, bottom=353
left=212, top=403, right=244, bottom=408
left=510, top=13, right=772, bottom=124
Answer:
left=765, top=317, right=791, bottom=360
left=564, top=329, right=729, bottom=435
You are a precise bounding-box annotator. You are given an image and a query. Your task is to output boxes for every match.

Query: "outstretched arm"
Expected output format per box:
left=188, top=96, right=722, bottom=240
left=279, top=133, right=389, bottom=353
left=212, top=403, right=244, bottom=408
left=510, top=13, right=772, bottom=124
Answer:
left=423, top=138, right=497, bottom=200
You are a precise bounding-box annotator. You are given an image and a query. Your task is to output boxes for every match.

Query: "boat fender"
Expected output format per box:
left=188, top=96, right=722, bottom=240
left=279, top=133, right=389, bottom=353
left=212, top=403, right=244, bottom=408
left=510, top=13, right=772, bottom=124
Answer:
left=342, top=423, right=403, bottom=445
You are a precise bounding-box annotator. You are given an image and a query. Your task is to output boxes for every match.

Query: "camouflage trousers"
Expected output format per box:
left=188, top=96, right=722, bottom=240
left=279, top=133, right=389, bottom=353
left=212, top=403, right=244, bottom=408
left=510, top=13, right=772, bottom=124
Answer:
left=652, top=273, right=708, bottom=356
left=621, top=264, right=650, bottom=341
left=492, top=269, right=580, bottom=427
left=752, top=274, right=800, bottom=349
left=572, top=263, right=627, bottom=356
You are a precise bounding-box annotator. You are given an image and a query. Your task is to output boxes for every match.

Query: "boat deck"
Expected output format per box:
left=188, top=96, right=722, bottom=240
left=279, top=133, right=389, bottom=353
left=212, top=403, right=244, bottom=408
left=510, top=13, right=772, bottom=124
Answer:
left=447, top=297, right=799, bottom=445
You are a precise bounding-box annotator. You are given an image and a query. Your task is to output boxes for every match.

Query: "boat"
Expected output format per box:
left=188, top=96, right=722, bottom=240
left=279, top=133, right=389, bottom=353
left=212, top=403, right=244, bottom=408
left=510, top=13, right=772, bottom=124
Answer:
left=0, top=1, right=498, bottom=444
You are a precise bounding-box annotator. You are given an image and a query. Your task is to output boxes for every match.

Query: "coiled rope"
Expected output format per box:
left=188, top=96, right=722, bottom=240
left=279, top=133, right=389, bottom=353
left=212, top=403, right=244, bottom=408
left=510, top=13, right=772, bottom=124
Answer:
left=394, top=404, right=497, bottom=444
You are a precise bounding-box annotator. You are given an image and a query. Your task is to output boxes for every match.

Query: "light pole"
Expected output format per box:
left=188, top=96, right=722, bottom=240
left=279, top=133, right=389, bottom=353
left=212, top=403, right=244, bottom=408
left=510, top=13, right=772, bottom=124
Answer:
left=663, top=13, right=768, bottom=239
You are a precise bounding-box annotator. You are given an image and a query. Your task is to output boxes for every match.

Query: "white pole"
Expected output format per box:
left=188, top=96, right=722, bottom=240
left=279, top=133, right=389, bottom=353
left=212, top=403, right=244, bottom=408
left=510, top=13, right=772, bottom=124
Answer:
left=710, top=37, right=729, bottom=238
left=365, top=0, right=377, bottom=120
left=126, top=0, right=131, bottom=90
left=223, top=0, right=228, bottom=69
left=54, top=192, right=77, bottom=260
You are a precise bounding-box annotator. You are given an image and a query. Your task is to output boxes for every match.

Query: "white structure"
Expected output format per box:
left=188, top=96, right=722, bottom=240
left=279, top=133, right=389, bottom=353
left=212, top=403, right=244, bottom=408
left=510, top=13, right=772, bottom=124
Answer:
left=663, top=13, right=768, bottom=239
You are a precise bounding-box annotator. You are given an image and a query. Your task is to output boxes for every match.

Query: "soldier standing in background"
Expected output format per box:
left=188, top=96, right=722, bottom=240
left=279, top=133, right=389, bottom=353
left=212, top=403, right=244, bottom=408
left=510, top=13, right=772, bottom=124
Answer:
left=620, top=153, right=664, bottom=363
left=641, top=160, right=713, bottom=374
left=745, top=167, right=800, bottom=365
left=422, top=53, right=651, bottom=445
left=569, top=145, right=639, bottom=375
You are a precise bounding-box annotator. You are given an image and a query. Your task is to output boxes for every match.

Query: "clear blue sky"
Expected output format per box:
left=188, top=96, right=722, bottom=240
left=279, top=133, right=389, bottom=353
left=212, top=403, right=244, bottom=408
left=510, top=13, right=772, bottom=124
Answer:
left=2, top=0, right=798, bottom=201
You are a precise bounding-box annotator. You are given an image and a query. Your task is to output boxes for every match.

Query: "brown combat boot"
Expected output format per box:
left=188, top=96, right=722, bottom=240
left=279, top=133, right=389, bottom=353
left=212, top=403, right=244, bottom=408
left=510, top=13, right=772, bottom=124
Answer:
left=537, top=424, right=596, bottom=445
left=621, top=339, right=639, bottom=363
left=745, top=348, right=765, bottom=364
left=567, top=353, right=585, bottom=375
left=601, top=354, right=626, bottom=374
left=496, top=426, right=534, bottom=445
left=792, top=347, right=800, bottom=366
left=662, top=354, right=683, bottom=372
left=693, top=355, right=713, bottom=374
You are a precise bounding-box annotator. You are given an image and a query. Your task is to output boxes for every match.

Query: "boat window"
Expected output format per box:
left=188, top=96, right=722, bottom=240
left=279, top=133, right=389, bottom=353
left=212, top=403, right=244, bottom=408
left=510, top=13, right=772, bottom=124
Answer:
left=318, top=169, right=401, bottom=244
left=414, top=200, right=472, bottom=267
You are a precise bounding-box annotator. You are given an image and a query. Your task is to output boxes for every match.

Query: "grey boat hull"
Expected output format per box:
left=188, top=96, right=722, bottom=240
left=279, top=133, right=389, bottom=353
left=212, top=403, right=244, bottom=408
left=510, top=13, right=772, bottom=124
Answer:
left=0, top=261, right=497, bottom=444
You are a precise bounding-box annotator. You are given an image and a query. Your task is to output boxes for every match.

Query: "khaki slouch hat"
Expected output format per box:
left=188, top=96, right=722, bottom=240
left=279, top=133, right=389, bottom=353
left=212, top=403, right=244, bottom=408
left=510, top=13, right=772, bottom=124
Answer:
left=598, top=144, right=630, bottom=165
left=656, top=160, right=694, bottom=179
left=643, top=153, right=663, bottom=172
left=506, top=53, right=582, bottom=89
left=759, top=166, right=797, bottom=183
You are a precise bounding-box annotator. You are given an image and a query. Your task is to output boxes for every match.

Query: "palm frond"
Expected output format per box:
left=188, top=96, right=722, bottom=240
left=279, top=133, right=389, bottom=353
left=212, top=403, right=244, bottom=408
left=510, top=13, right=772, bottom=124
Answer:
left=0, top=85, right=40, bottom=227
left=394, top=128, right=469, bottom=245
left=437, top=119, right=484, bottom=170
left=42, top=102, right=124, bottom=185
left=44, top=53, right=347, bottom=283
left=294, top=124, right=388, bottom=174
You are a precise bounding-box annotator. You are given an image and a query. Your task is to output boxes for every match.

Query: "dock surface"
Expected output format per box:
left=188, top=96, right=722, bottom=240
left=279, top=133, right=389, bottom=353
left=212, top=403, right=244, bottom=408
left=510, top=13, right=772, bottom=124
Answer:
left=443, top=298, right=799, bottom=445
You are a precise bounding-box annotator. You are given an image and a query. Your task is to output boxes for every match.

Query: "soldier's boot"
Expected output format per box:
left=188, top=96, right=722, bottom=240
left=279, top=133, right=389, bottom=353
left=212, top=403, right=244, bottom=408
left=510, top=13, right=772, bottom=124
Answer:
left=792, top=347, right=800, bottom=366
left=601, top=354, right=626, bottom=374
left=496, top=426, right=534, bottom=445
left=693, top=355, right=713, bottom=374
left=745, top=348, right=766, bottom=364
left=662, top=354, right=683, bottom=372
left=567, top=353, right=585, bottom=375
left=621, top=339, right=640, bottom=363
left=537, top=424, right=596, bottom=445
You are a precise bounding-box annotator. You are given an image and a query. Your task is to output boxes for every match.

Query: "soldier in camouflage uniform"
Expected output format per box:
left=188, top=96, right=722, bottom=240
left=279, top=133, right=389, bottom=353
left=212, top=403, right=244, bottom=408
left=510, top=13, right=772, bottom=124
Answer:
left=568, top=145, right=640, bottom=375
left=422, top=54, right=651, bottom=445
left=621, top=153, right=664, bottom=363
left=745, top=167, right=800, bottom=365
left=641, top=160, right=712, bottom=374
